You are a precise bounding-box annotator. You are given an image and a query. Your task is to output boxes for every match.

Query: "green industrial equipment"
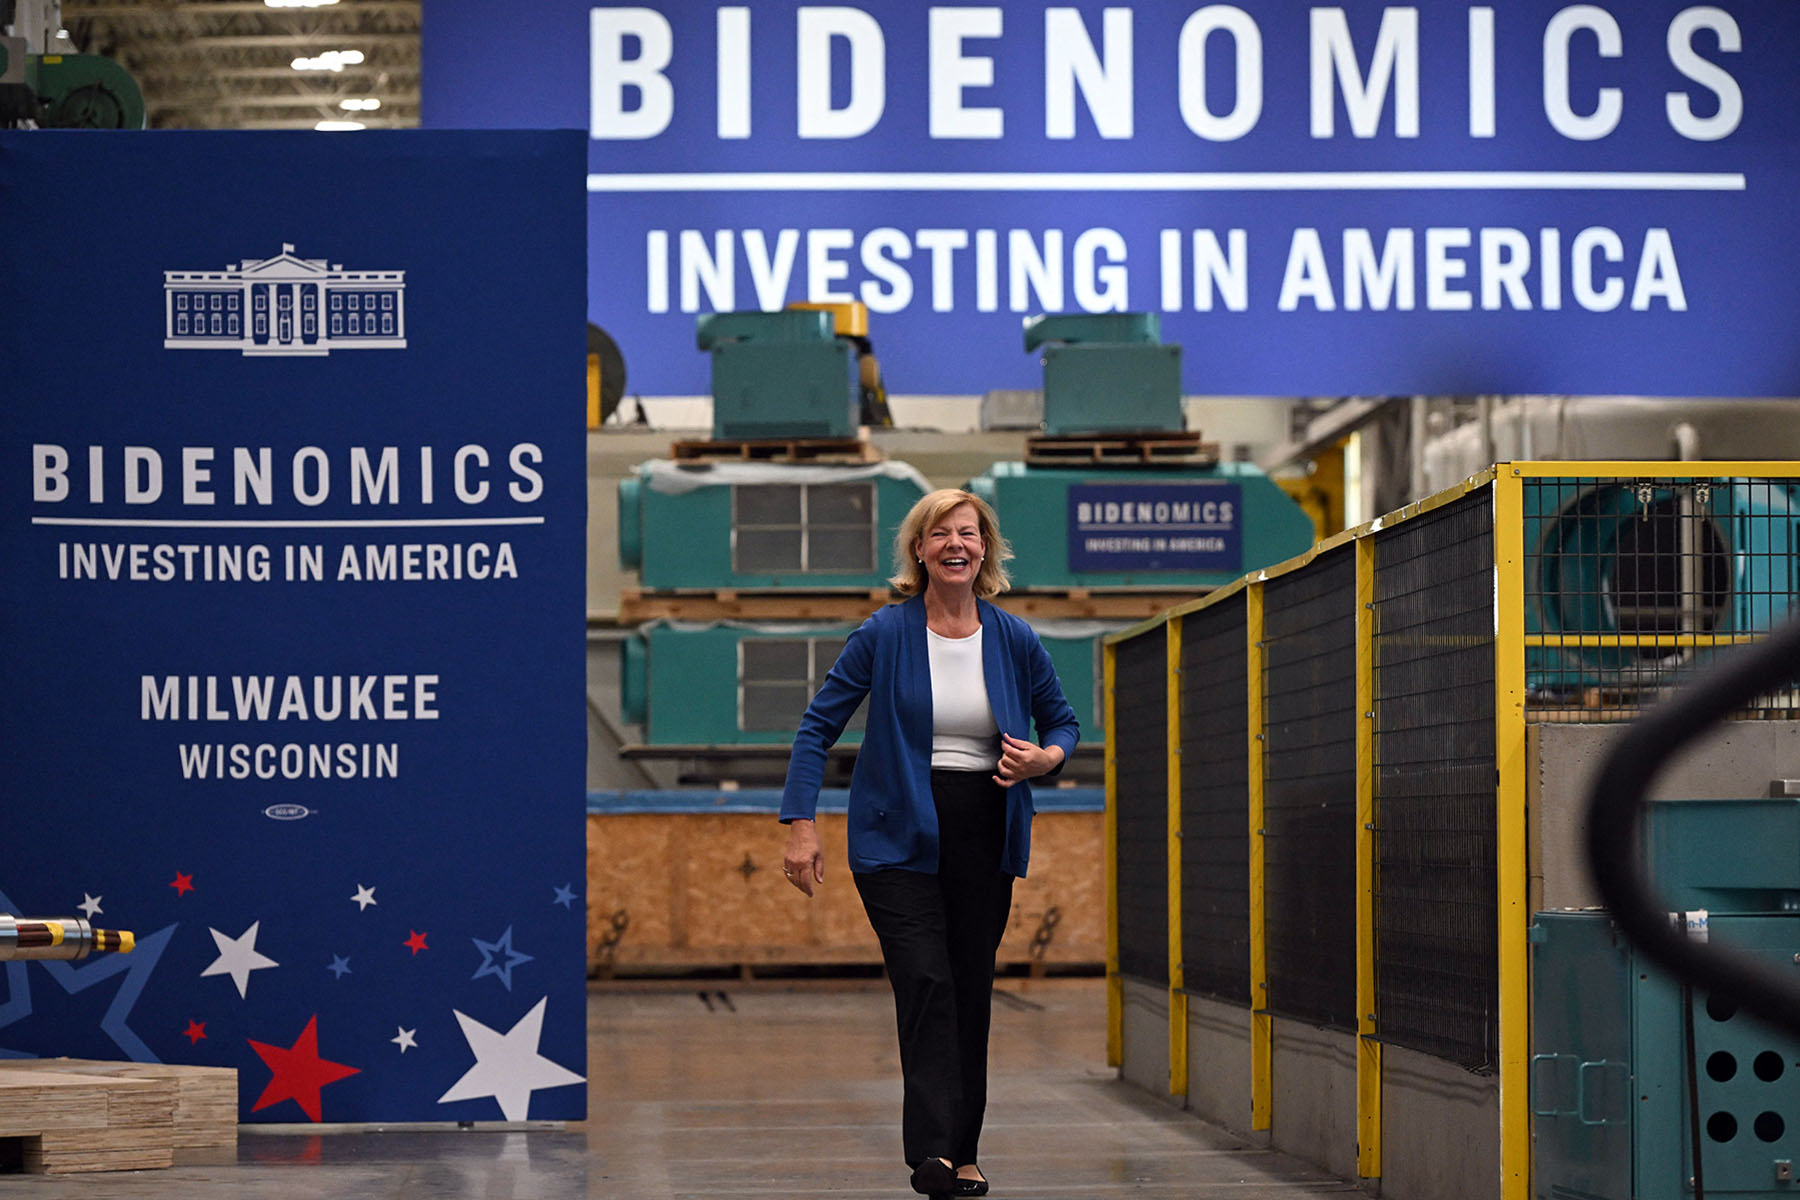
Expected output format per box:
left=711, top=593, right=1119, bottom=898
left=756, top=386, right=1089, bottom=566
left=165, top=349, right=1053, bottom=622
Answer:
left=623, top=621, right=865, bottom=746
left=967, top=461, right=1316, bottom=590
left=699, top=309, right=858, bottom=439
left=618, top=459, right=929, bottom=591
left=1024, top=312, right=1181, bottom=436
left=623, top=617, right=1110, bottom=746
left=2, top=51, right=147, bottom=129
left=986, top=312, right=1314, bottom=588
left=621, top=307, right=1302, bottom=755
left=1532, top=797, right=1800, bottom=1199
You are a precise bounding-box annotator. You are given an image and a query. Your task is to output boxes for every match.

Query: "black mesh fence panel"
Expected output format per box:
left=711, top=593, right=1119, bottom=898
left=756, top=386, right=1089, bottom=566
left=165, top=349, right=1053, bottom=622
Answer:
left=1523, top=475, right=1800, bottom=720
left=1373, top=492, right=1498, bottom=1071
left=1179, top=598, right=1250, bottom=1006
left=1113, top=630, right=1168, bottom=986
left=1262, top=548, right=1357, bottom=1031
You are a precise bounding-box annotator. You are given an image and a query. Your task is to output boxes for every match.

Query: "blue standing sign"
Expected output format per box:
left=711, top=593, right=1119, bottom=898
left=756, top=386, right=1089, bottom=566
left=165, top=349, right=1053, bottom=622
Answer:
left=423, top=0, right=1800, bottom=399
left=1069, top=481, right=1243, bottom=573
left=0, top=130, right=589, bottom=1124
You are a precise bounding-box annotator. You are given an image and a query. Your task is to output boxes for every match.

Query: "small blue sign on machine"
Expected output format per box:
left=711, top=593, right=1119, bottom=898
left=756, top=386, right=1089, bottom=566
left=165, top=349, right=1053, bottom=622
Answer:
left=1068, top=482, right=1243, bottom=573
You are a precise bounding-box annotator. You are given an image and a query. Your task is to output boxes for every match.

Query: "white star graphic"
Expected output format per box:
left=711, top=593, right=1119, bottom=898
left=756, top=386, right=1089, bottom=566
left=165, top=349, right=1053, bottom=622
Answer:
left=199, top=921, right=278, bottom=998
left=77, top=893, right=103, bottom=919
left=351, top=884, right=378, bottom=911
left=392, top=1026, right=418, bottom=1053
left=437, top=996, right=585, bottom=1121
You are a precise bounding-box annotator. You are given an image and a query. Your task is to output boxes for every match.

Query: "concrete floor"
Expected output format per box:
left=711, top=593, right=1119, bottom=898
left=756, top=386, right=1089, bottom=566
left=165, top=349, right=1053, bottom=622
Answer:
left=1, top=979, right=1357, bottom=1198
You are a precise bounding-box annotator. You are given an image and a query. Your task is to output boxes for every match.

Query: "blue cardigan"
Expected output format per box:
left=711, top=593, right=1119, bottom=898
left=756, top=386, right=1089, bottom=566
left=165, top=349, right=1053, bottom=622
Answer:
left=780, top=594, right=1080, bottom=877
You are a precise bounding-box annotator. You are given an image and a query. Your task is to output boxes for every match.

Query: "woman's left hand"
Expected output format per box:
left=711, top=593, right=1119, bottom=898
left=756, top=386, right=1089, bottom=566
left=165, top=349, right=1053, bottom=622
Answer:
left=993, top=733, right=1065, bottom=787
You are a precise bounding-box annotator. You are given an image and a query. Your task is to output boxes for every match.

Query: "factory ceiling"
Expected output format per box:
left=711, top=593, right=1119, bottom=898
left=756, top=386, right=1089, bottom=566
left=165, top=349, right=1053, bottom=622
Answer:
left=60, top=0, right=419, bottom=130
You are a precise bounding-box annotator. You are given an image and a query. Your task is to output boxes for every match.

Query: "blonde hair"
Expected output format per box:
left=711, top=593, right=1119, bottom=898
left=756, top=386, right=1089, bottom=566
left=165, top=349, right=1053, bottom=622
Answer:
left=889, top=489, right=1012, bottom=598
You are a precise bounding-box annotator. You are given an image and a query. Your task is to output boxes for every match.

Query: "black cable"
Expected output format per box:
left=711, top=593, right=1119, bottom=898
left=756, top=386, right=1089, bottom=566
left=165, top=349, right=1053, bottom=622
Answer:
left=1586, top=612, right=1800, bottom=1044
left=1683, top=981, right=1704, bottom=1200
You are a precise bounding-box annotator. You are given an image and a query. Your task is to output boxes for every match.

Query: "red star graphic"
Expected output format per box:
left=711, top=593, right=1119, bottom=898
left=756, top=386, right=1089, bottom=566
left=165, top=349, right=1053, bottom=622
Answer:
left=403, top=930, right=428, bottom=955
left=248, top=1015, right=360, bottom=1123
left=169, top=871, right=195, bottom=896
left=183, top=1020, right=207, bottom=1045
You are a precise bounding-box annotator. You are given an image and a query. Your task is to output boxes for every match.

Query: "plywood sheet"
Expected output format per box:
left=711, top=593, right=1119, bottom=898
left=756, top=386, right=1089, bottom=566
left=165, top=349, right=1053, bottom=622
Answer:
left=588, top=809, right=1104, bottom=973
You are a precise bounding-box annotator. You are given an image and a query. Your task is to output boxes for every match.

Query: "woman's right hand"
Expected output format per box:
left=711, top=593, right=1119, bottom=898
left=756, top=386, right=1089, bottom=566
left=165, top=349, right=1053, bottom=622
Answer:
left=783, top=819, right=825, bottom=897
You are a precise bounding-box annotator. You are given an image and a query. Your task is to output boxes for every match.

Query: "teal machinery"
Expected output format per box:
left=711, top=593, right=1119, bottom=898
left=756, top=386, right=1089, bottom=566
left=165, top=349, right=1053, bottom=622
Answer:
left=622, top=618, right=1113, bottom=748
left=1533, top=796, right=1800, bottom=1199
left=618, top=309, right=927, bottom=759
left=966, top=313, right=1315, bottom=592
left=1526, top=478, right=1800, bottom=697
left=620, top=312, right=1316, bottom=755
left=697, top=308, right=857, bottom=440
left=617, top=306, right=924, bottom=592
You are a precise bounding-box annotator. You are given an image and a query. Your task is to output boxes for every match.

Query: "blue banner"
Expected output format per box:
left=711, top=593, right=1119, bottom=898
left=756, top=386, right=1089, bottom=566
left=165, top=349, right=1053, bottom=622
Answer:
left=1068, top=481, right=1242, bottom=572
left=422, top=0, right=1800, bottom=398
left=0, top=131, right=589, bottom=1124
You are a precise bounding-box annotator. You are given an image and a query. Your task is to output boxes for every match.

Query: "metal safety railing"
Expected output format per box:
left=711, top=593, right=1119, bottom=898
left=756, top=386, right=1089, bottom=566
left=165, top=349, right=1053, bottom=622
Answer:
left=1103, top=462, right=1800, bottom=1199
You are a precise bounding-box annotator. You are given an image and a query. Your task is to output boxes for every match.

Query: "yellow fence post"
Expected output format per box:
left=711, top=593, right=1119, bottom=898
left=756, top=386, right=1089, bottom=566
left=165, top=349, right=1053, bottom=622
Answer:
left=1246, top=579, right=1271, bottom=1131
left=1167, top=617, right=1187, bottom=1097
left=587, top=353, right=601, bottom=429
left=1493, top=468, right=1529, bottom=1200
left=1105, top=639, right=1122, bottom=1069
left=1355, top=535, right=1381, bottom=1179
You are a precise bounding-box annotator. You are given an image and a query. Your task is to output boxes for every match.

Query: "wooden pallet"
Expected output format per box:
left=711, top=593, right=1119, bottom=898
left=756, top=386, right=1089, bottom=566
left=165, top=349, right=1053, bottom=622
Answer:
left=1025, top=431, right=1219, bottom=467
left=668, top=434, right=881, bottom=464
left=617, top=588, right=893, bottom=623
left=613, top=587, right=1202, bottom=624
left=996, top=588, right=1204, bottom=620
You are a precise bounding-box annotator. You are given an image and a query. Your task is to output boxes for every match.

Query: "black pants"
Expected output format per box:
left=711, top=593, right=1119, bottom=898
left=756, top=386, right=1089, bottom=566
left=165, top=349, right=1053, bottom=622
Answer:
left=854, top=770, right=1016, bottom=1168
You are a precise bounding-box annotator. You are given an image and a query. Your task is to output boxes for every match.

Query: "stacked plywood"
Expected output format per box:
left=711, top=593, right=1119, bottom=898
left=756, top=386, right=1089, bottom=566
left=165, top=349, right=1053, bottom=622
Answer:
left=0, top=1059, right=237, bottom=1174
left=0, top=1070, right=174, bottom=1173
left=586, top=808, right=1105, bottom=977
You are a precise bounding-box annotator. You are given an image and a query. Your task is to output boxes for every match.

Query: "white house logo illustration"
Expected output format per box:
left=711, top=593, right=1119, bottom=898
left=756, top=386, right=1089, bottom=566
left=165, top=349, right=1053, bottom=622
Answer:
left=164, top=244, right=405, bottom=357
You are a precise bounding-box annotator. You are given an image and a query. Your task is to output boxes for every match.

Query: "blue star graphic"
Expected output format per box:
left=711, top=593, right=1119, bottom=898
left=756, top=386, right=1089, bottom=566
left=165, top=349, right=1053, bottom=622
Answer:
left=328, top=954, right=352, bottom=979
left=0, top=886, right=176, bottom=1062
left=551, top=884, right=576, bottom=909
left=470, top=925, right=534, bottom=992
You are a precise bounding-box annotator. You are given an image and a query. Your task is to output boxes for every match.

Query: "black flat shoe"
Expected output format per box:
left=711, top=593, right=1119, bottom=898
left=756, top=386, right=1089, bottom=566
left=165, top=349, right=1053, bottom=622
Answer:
left=954, top=1171, right=990, bottom=1196
left=910, top=1158, right=956, bottom=1197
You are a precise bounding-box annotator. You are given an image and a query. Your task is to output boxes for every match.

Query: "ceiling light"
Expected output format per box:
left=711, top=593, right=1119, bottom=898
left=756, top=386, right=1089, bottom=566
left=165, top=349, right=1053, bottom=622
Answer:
left=291, top=49, right=364, bottom=72
left=267, top=0, right=339, bottom=7
left=314, top=120, right=366, bottom=131
left=339, top=97, right=382, bottom=112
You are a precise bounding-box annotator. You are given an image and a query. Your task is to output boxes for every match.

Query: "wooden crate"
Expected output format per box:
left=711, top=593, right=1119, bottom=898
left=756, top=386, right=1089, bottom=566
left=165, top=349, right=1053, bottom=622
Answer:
left=586, top=808, right=1104, bottom=976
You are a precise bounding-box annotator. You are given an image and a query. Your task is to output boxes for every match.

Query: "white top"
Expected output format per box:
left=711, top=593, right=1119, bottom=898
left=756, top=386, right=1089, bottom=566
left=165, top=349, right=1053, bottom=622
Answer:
left=927, top=626, right=1000, bottom=772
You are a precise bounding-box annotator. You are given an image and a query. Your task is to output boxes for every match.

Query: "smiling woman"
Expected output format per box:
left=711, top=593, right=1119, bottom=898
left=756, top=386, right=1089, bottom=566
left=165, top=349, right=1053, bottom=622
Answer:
left=887, top=487, right=1010, bottom=603
left=778, top=487, right=1078, bottom=1199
